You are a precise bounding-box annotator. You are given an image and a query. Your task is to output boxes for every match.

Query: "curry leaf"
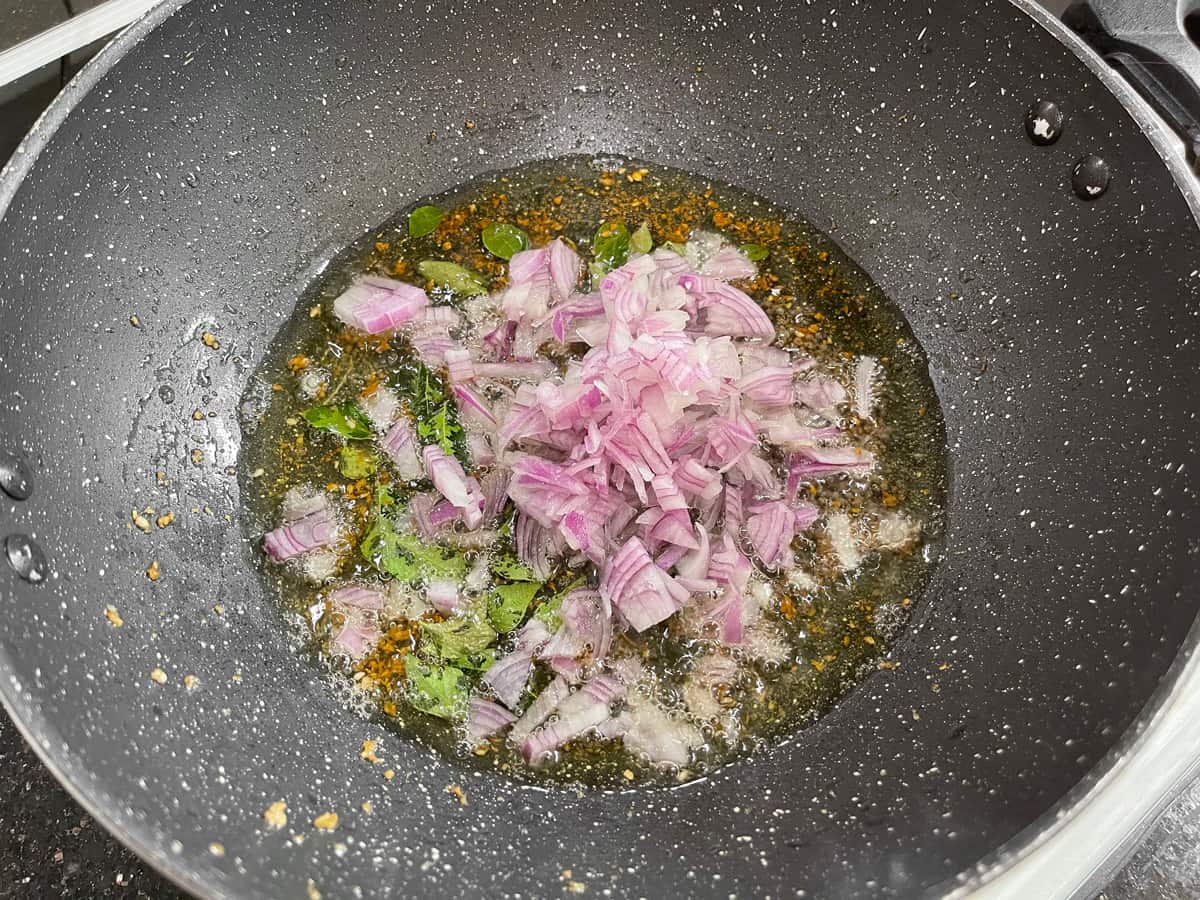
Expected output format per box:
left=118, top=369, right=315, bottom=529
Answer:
left=421, top=612, right=497, bottom=661
left=394, top=362, right=467, bottom=463
left=302, top=402, right=374, bottom=440
left=629, top=222, right=653, bottom=255
left=739, top=243, right=769, bottom=262
left=490, top=552, right=537, bottom=582
left=532, top=575, right=586, bottom=633
left=405, top=661, right=467, bottom=720
left=408, top=205, right=445, bottom=238
left=533, top=593, right=564, bottom=633
left=361, top=515, right=467, bottom=582
left=417, top=401, right=459, bottom=458
left=661, top=240, right=688, bottom=256
left=489, top=581, right=541, bottom=633
left=455, top=649, right=497, bottom=672
left=589, top=220, right=630, bottom=279
left=481, top=222, right=530, bottom=260
left=418, top=259, right=488, bottom=296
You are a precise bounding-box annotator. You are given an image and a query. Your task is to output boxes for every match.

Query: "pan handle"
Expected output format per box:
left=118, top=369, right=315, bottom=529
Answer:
left=1063, top=0, right=1200, bottom=173
left=0, top=0, right=162, bottom=90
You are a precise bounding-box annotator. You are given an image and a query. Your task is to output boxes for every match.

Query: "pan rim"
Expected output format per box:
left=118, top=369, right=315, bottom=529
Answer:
left=0, top=1, right=1196, bottom=898
left=937, top=4, right=1200, bottom=897
left=0, top=8, right=236, bottom=900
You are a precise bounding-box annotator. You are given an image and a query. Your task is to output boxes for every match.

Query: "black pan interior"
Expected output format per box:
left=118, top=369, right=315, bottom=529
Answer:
left=0, top=1, right=1198, bottom=897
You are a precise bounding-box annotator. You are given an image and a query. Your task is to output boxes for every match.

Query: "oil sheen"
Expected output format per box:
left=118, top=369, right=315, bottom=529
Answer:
left=238, top=156, right=948, bottom=788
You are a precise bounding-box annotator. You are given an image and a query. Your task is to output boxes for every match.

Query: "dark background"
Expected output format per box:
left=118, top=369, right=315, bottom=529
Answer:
left=0, top=0, right=1195, bottom=897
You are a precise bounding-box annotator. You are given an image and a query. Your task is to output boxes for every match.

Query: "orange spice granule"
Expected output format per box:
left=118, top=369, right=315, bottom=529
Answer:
left=312, top=812, right=338, bottom=831
left=356, top=621, right=417, bottom=703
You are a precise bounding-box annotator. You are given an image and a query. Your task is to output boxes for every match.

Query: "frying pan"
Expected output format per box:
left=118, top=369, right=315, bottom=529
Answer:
left=1, top=0, right=1199, bottom=897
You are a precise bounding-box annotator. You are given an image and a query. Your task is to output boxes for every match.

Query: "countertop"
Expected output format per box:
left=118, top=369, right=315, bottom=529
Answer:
left=0, top=1, right=1197, bottom=898
left=0, top=716, right=183, bottom=899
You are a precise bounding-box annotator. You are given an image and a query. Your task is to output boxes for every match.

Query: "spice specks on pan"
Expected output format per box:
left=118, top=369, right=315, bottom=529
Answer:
left=263, top=800, right=288, bottom=830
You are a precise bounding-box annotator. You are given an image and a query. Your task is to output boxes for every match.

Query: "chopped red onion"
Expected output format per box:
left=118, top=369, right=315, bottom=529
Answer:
left=411, top=334, right=457, bottom=368
left=444, top=348, right=476, bottom=384
left=426, top=579, right=461, bottom=615
left=700, top=245, right=758, bottom=282
left=483, top=618, right=550, bottom=708
left=330, top=612, right=380, bottom=660
left=333, top=275, right=430, bottom=334
left=539, top=588, right=612, bottom=665
left=453, top=383, right=498, bottom=427
left=329, top=584, right=384, bottom=611
left=327, top=583, right=383, bottom=659
left=509, top=675, right=571, bottom=746
left=793, top=377, right=848, bottom=417
left=548, top=237, right=582, bottom=303
left=382, top=418, right=422, bottom=480
left=745, top=499, right=797, bottom=570
left=788, top=445, right=875, bottom=480
left=601, top=537, right=689, bottom=632
left=521, top=672, right=627, bottom=763
left=265, top=501, right=337, bottom=562
left=466, top=696, right=517, bottom=742
left=407, top=491, right=442, bottom=540
left=737, top=366, right=794, bottom=408
left=423, top=445, right=485, bottom=530
left=467, top=433, right=496, bottom=469
left=678, top=273, right=775, bottom=341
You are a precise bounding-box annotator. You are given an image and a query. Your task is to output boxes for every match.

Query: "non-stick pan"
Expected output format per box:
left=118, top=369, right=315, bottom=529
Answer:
left=1, top=1, right=1199, bottom=897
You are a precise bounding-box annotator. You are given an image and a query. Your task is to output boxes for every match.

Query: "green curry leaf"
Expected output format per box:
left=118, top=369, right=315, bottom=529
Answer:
left=739, top=243, right=769, bottom=262
left=394, top=362, right=467, bottom=463
left=301, top=402, right=374, bottom=440
left=629, top=221, right=653, bottom=256
left=420, top=612, right=497, bottom=662
left=361, top=515, right=467, bottom=582
left=408, top=205, right=445, bottom=238
left=417, top=402, right=459, bottom=458
left=418, top=260, right=488, bottom=296
left=588, top=220, right=630, bottom=280
left=405, top=661, right=467, bottom=720
left=532, top=593, right=564, bottom=633
left=481, top=222, right=530, bottom=260
left=490, top=552, right=537, bottom=583
left=489, top=581, right=541, bottom=633
left=454, top=648, right=498, bottom=672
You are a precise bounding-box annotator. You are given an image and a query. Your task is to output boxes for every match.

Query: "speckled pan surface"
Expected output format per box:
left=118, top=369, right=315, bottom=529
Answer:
left=1, top=1, right=1198, bottom=898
